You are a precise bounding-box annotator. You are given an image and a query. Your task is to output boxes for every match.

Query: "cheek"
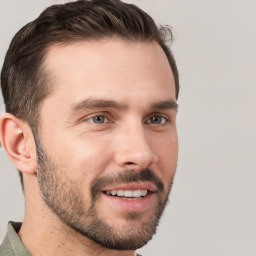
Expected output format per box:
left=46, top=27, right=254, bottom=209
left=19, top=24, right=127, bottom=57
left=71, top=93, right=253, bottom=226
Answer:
left=151, top=133, right=178, bottom=179
left=52, top=135, right=113, bottom=179
left=152, top=130, right=178, bottom=156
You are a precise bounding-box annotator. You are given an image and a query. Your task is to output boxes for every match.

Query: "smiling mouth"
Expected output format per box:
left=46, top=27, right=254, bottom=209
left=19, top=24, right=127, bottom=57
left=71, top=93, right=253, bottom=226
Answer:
left=101, top=187, right=155, bottom=211
left=103, top=189, right=148, bottom=198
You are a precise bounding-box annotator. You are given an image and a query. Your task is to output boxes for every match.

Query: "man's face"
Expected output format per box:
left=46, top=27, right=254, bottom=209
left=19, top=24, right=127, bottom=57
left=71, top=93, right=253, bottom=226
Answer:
left=36, top=39, right=178, bottom=250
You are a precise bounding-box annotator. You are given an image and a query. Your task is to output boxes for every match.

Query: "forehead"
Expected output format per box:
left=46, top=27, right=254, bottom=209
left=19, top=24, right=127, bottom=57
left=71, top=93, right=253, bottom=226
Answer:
left=42, top=39, right=175, bottom=109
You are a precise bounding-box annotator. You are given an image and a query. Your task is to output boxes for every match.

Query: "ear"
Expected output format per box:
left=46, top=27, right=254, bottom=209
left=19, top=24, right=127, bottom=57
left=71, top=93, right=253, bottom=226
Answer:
left=0, top=113, right=37, bottom=175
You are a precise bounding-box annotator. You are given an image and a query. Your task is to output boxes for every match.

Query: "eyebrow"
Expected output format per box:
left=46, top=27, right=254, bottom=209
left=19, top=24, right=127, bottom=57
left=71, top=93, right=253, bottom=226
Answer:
left=151, top=100, right=178, bottom=111
left=71, top=98, right=128, bottom=113
left=71, top=98, right=178, bottom=114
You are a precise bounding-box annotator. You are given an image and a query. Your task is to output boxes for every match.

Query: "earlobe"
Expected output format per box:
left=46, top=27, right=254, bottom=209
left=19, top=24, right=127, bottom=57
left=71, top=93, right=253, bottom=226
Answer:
left=0, top=113, right=37, bottom=175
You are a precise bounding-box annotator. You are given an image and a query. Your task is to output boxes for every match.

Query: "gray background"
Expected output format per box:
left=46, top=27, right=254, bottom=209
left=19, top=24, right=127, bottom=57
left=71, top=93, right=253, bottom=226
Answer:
left=0, top=0, right=255, bottom=255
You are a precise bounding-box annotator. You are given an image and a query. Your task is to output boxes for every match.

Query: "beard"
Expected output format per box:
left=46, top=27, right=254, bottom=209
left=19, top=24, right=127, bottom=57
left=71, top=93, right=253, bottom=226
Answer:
left=35, top=136, right=175, bottom=250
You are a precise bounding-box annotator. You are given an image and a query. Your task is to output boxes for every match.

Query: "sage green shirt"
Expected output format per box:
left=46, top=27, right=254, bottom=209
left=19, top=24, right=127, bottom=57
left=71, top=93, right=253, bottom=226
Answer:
left=0, top=222, right=31, bottom=256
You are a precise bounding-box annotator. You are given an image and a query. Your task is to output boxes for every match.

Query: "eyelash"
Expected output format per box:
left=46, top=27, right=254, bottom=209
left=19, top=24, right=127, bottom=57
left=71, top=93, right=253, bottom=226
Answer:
left=145, top=116, right=168, bottom=125
left=86, top=114, right=169, bottom=125
left=88, top=115, right=109, bottom=124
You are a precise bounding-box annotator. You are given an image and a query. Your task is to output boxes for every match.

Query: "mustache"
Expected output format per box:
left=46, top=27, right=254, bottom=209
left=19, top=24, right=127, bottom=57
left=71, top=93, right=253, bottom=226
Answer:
left=91, top=168, right=164, bottom=200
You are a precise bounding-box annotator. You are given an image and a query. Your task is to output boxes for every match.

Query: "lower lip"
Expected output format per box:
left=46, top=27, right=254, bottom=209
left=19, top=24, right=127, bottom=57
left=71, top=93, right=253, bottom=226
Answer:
left=102, top=192, right=154, bottom=212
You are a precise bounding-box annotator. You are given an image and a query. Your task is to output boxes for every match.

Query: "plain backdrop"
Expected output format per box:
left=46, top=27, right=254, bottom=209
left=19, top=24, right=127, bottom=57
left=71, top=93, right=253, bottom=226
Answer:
left=0, top=0, right=255, bottom=255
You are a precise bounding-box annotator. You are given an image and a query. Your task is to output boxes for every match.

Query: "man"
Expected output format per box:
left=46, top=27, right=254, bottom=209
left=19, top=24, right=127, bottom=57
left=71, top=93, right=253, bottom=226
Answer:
left=0, top=0, right=179, bottom=255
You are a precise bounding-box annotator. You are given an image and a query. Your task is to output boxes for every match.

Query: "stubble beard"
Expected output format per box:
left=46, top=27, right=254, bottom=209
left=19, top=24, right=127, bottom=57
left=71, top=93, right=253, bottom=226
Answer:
left=35, top=136, right=175, bottom=250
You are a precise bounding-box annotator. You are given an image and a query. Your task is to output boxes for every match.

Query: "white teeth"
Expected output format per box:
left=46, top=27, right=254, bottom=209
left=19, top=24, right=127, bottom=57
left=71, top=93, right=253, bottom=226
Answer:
left=132, top=190, right=141, bottom=197
left=117, top=190, right=124, bottom=196
left=141, top=189, right=147, bottom=196
left=110, top=190, right=117, bottom=196
left=106, top=189, right=148, bottom=198
left=124, top=190, right=133, bottom=197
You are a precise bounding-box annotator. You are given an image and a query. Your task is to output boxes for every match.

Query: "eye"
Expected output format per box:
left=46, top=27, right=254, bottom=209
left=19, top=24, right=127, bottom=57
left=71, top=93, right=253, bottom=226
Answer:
left=146, top=116, right=167, bottom=124
left=88, top=115, right=107, bottom=124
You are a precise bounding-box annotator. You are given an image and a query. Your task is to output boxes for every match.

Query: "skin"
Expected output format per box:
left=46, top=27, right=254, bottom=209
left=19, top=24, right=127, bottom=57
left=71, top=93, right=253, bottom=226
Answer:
left=0, top=38, right=178, bottom=256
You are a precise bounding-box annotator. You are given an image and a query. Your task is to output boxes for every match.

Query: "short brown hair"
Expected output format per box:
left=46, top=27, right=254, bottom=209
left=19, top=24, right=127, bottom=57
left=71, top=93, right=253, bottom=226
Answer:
left=1, top=0, right=179, bottom=188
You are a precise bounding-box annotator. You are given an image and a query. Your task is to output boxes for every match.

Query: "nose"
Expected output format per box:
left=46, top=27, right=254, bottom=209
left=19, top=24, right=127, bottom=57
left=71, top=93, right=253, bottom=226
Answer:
left=113, top=124, right=158, bottom=170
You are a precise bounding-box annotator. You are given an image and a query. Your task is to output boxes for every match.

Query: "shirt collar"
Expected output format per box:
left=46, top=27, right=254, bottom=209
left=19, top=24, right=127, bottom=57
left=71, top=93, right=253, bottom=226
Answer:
left=1, top=221, right=31, bottom=256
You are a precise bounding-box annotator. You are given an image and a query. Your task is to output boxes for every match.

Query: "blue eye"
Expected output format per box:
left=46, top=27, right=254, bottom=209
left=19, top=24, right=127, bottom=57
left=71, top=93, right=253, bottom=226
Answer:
left=89, top=115, right=106, bottom=124
left=147, top=116, right=166, bottom=124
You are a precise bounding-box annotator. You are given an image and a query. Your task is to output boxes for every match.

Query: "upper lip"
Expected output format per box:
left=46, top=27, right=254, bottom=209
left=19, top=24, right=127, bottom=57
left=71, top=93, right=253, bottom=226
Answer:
left=101, top=182, right=157, bottom=193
